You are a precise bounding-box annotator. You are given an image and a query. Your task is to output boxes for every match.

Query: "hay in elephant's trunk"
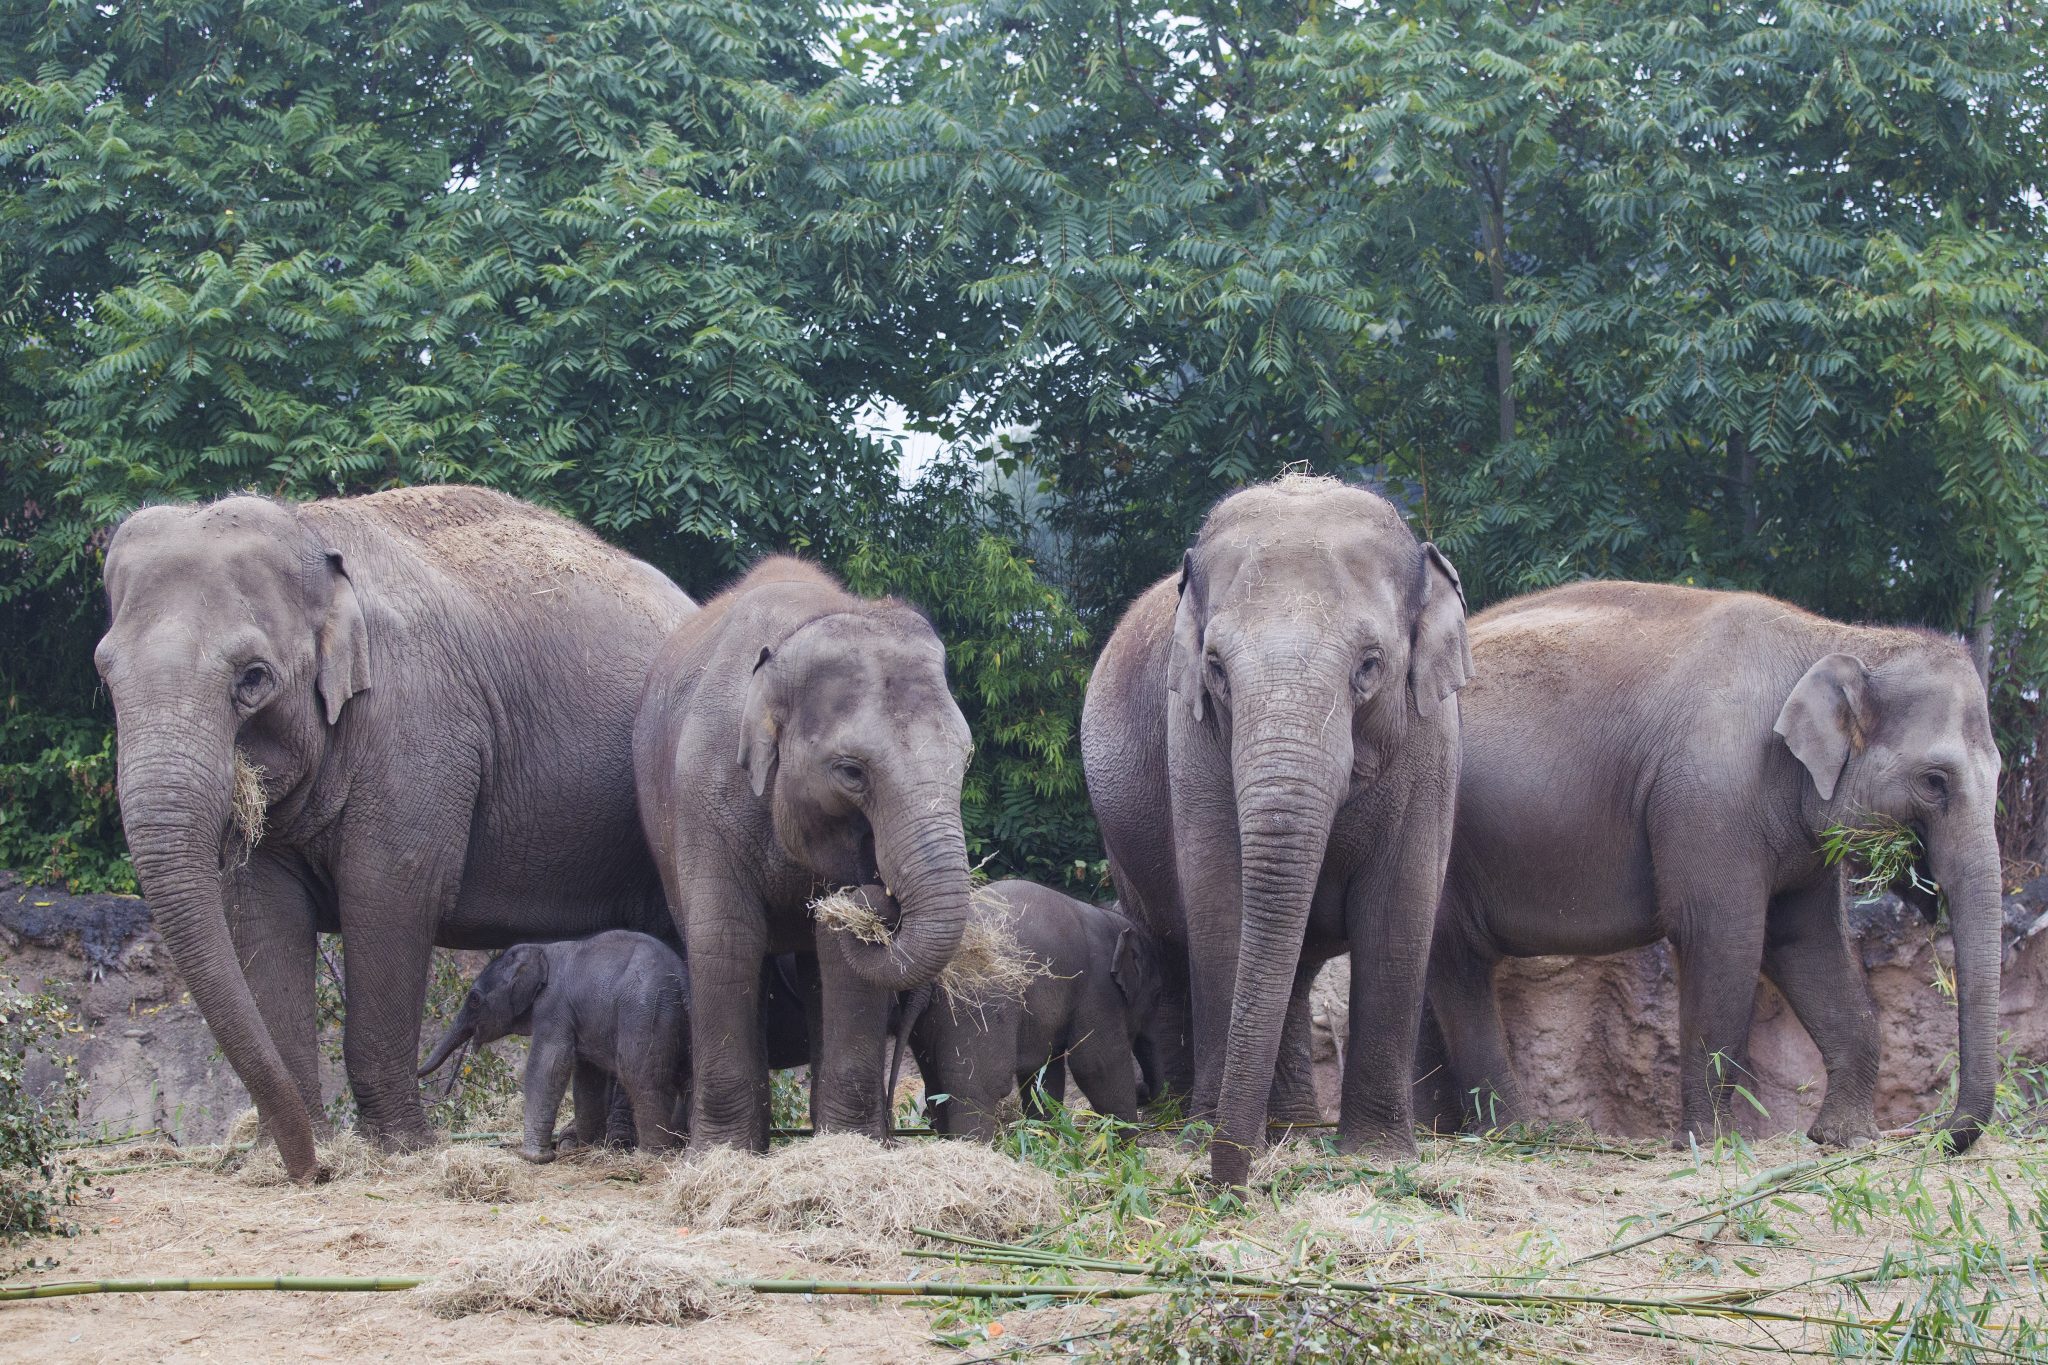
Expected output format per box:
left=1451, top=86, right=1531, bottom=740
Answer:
left=225, top=748, right=267, bottom=869
left=421, top=1227, right=737, bottom=1324
left=807, top=883, right=1048, bottom=1012
left=664, top=1132, right=1061, bottom=1242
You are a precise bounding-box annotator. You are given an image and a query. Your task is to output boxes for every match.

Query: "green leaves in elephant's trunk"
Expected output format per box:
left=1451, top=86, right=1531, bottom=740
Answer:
left=1927, top=820, right=2004, bottom=1150
left=831, top=803, right=971, bottom=993
left=114, top=699, right=320, bottom=1182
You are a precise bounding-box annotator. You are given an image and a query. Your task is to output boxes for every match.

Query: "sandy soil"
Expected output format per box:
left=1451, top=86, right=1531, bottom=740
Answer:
left=5, top=1128, right=2045, bottom=1363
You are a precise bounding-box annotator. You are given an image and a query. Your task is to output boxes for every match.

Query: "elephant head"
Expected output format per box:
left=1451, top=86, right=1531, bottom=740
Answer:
left=418, top=945, right=549, bottom=1075
left=1167, top=477, right=1471, bottom=1167
left=738, top=606, right=974, bottom=992
left=95, top=497, right=372, bottom=1180
left=1775, top=640, right=2004, bottom=1148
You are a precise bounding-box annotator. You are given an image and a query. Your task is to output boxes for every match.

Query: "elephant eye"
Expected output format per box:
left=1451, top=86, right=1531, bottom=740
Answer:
left=830, top=759, right=867, bottom=793
left=1353, top=652, right=1385, bottom=694
left=234, top=663, right=272, bottom=704
left=1204, top=651, right=1230, bottom=701
left=1919, top=770, right=1950, bottom=803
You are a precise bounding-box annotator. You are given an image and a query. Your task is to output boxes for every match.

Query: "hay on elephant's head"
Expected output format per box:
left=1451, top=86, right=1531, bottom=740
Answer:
left=664, top=1132, right=1060, bottom=1242
left=422, top=1227, right=736, bottom=1325
left=1270, top=463, right=1344, bottom=495
left=807, top=884, right=1049, bottom=1013
left=226, top=748, right=267, bottom=868
left=429, top=1145, right=535, bottom=1203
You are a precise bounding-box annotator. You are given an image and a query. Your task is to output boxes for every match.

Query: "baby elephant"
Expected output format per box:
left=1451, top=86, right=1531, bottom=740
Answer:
left=418, top=930, right=689, bottom=1162
left=894, top=880, right=1164, bottom=1139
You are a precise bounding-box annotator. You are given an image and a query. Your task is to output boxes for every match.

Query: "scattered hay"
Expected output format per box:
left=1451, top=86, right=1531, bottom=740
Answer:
left=665, top=1133, right=1060, bottom=1242
left=809, top=884, right=1049, bottom=1013
left=430, top=1145, right=536, bottom=1203
left=1220, top=1190, right=1438, bottom=1274
left=227, top=748, right=267, bottom=867
left=236, top=1130, right=386, bottom=1186
left=422, top=1227, right=737, bottom=1325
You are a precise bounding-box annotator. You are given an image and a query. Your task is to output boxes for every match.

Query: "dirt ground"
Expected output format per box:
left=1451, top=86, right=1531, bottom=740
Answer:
left=6, top=1123, right=2046, bottom=1363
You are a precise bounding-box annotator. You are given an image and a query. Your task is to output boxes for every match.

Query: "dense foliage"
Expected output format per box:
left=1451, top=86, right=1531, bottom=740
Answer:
left=4, top=0, right=2045, bottom=887
left=0, top=978, right=84, bottom=1239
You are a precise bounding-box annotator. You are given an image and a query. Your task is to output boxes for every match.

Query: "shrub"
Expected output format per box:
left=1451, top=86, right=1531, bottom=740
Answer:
left=0, top=977, right=85, bottom=1238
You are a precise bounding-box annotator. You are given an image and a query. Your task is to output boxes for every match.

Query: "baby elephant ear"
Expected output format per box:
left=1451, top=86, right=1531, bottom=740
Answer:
left=316, top=552, right=371, bottom=726
left=1111, top=926, right=1144, bottom=1003
left=495, top=944, right=551, bottom=1021
left=1409, top=542, right=1473, bottom=719
left=1775, top=653, right=1871, bottom=801
left=736, top=646, right=779, bottom=798
left=1166, top=552, right=1206, bottom=723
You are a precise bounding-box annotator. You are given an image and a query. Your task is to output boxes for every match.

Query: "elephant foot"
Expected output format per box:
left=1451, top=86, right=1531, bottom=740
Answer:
left=1807, top=1117, right=1880, bottom=1149
left=514, top=1144, right=557, bottom=1165
left=1336, top=1125, right=1419, bottom=1164
left=366, top=1121, right=440, bottom=1155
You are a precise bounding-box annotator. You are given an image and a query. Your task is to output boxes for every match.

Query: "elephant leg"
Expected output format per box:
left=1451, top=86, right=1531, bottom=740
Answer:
left=1336, top=841, right=1442, bottom=1160
left=1661, top=853, right=1770, bottom=1147
left=682, top=877, right=769, bottom=1152
left=1268, top=956, right=1327, bottom=1126
left=811, top=922, right=890, bottom=1137
left=571, top=1062, right=610, bottom=1148
left=1424, top=934, right=1520, bottom=1131
left=929, top=1035, right=1004, bottom=1141
left=795, top=952, right=825, bottom=1131
left=1173, top=800, right=1243, bottom=1126
left=335, top=881, right=450, bottom=1153
left=1148, top=953, right=1196, bottom=1107
left=622, top=1054, right=684, bottom=1153
left=1763, top=878, right=1881, bottom=1147
left=1067, top=1030, right=1140, bottom=1125
left=222, top=851, right=326, bottom=1139
left=1021, top=1056, right=1067, bottom=1120
left=520, top=1036, right=574, bottom=1162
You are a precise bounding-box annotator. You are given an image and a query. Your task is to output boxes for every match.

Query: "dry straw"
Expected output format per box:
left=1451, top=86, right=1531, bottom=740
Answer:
left=808, top=883, right=1049, bottom=1013
left=665, top=1132, right=1060, bottom=1242
left=422, top=1228, right=737, bottom=1325
left=227, top=748, right=267, bottom=867
left=429, top=1145, right=535, bottom=1203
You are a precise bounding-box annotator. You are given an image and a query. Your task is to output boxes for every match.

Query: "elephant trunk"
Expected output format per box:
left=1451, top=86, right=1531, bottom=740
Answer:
left=115, top=695, right=320, bottom=1181
left=1927, top=818, right=2004, bottom=1150
left=418, top=1008, right=475, bottom=1078
left=835, top=791, right=971, bottom=992
left=1211, top=679, right=1352, bottom=1186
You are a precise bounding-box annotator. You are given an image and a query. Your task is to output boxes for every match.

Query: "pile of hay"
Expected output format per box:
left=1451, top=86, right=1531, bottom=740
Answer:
left=808, top=884, right=1049, bottom=1012
left=665, top=1132, right=1061, bottom=1242
left=422, top=1227, right=736, bottom=1325
left=234, top=1129, right=386, bottom=1186
left=429, top=1144, right=536, bottom=1203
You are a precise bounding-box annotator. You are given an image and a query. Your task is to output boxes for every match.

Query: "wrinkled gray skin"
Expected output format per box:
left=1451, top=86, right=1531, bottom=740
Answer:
left=1425, top=582, right=2003, bottom=1151
left=418, top=931, right=689, bottom=1161
left=95, top=487, right=693, bottom=1181
left=1082, top=479, right=1472, bottom=1185
left=889, top=881, right=1169, bottom=1139
left=635, top=557, right=974, bottom=1150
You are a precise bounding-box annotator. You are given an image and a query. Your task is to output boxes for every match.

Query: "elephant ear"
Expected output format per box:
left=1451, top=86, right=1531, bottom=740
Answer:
left=1775, top=653, right=1871, bottom=801
left=1409, top=542, right=1473, bottom=719
left=1166, top=551, right=1207, bottom=723
left=1111, top=926, right=1145, bottom=1003
left=487, top=945, right=550, bottom=1027
left=315, top=552, right=371, bottom=726
left=736, top=646, right=779, bottom=798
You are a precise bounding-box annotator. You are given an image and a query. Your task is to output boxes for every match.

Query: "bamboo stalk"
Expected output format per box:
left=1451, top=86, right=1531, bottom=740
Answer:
left=0, top=1276, right=424, bottom=1301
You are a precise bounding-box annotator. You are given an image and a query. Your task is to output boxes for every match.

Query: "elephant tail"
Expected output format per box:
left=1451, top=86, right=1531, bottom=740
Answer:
left=888, top=983, right=935, bottom=1125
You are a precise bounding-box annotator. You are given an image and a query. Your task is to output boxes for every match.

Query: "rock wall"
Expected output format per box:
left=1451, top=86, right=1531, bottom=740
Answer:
left=0, top=870, right=304, bottom=1143
left=1312, top=890, right=2048, bottom=1139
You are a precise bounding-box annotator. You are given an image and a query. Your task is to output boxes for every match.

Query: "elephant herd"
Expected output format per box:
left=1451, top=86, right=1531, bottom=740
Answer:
left=94, top=477, right=2004, bottom=1187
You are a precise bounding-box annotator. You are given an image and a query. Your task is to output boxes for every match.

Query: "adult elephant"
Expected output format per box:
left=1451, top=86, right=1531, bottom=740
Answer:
left=95, top=486, right=694, bottom=1181
left=1426, top=581, right=2003, bottom=1151
left=1082, top=475, right=1472, bottom=1184
left=634, top=557, right=973, bottom=1150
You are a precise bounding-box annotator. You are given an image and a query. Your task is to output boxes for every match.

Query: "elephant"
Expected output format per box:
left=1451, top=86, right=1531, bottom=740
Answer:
left=1424, top=581, right=2003, bottom=1151
left=1081, top=474, right=1472, bottom=1184
left=418, top=931, right=689, bottom=1160
left=634, top=556, right=974, bottom=1150
left=888, top=880, right=1168, bottom=1139
left=94, top=486, right=694, bottom=1181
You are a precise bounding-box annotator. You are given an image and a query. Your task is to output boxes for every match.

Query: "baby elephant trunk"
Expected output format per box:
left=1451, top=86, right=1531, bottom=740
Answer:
left=417, top=1007, right=475, bottom=1078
